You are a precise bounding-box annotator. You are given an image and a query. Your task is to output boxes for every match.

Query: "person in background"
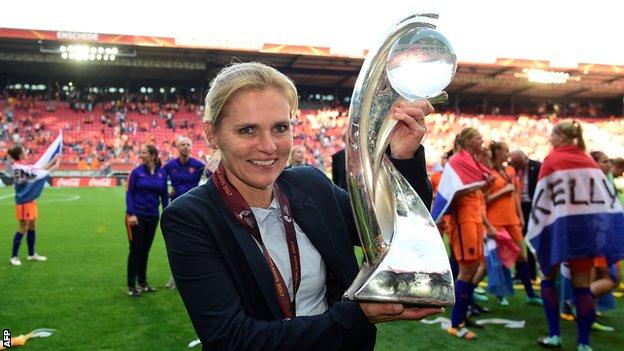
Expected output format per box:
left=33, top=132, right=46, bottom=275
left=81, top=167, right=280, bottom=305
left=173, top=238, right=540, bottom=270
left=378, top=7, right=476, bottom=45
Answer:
left=445, top=128, right=497, bottom=341
left=164, top=137, right=206, bottom=202
left=430, top=151, right=450, bottom=198
left=331, top=135, right=347, bottom=191
left=487, top=142, right=542, bottom=306
left=163, top=136, right=205, bottom=289
left=287, top=144, right=307, bottom=168
left=585, top=151, right=621, bottom=331
left=612, top=158, right=624, bottom=179
left=8, top=146, right=59, bottom=266
left=529, top=121, right=624, bottom=351
left=611, top=157, right=624, bottom=205
left=509, top=149, right=541, bottom=280
left=125, top=144, right=168, bottom=297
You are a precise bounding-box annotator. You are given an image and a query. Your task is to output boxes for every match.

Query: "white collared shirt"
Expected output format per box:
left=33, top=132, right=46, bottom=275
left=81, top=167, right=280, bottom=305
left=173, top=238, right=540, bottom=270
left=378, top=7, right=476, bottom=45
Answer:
left=250, top=197, right=328, bottom=316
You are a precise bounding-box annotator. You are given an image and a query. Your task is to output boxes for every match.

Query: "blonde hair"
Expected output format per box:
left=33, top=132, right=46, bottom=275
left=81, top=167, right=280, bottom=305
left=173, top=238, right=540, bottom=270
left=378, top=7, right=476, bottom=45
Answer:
left=203, top=62, right=298, bottom=127
left=456, top=127, right=480, bottom=149
left=176, top=136, right=192, bottom=146
left=554, top=120, right=586, bottom=151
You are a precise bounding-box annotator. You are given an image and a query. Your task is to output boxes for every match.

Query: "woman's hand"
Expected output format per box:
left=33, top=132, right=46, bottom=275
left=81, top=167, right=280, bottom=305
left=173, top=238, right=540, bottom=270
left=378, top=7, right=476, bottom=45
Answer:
left=503, top=183, right=516, bottom=192
left=127, top=215, right=138, bottom=226
left=388, top=100, right=434, bottom=159
left=359, top=303, right=443, bottom=323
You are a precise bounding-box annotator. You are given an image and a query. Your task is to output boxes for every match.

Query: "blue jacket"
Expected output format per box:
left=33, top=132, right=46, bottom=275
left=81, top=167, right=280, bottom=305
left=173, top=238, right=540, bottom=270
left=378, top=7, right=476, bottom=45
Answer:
left=126, top=165, right=168, bottom=217
left=163, top=157, right=206, bottom=200
left=161, top=146, right=432, bottom=351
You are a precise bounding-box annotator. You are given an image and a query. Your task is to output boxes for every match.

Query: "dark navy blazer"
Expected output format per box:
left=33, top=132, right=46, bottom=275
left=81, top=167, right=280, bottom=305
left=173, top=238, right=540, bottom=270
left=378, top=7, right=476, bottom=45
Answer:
left=161, top=146, right=432, bottom=350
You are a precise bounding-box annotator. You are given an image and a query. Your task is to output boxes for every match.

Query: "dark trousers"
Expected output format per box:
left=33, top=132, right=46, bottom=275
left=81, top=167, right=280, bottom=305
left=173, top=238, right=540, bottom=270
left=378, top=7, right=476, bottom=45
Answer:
left=126, top=215, right=159, bottom=287
left=520, top=202, right=538, bottom=280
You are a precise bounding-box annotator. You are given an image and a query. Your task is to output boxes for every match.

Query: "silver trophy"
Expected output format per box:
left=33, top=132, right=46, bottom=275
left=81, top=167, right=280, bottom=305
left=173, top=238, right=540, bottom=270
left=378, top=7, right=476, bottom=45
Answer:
left=343, top=14, right=456, bottom=307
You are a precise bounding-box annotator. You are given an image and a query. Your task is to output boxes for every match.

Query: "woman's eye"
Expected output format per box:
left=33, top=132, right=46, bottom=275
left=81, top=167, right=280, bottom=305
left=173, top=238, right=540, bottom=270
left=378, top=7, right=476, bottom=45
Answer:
left=239, top=127, right=255, bottom=135
left=273, top=124, right=289, bottom=133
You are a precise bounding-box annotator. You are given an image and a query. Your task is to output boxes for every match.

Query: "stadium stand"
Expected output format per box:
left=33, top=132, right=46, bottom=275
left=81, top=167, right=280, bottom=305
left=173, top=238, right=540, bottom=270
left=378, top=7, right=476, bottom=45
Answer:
left=2, top=91, right=623, bottom=177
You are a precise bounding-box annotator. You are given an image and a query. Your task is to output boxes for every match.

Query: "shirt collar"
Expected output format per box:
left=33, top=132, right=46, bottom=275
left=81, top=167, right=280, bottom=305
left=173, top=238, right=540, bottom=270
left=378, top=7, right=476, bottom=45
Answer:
left=250, top=196, right=281, bottom=226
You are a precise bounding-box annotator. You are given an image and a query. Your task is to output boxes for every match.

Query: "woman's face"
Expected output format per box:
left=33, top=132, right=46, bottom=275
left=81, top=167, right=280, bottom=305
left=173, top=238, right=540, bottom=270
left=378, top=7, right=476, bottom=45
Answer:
left=496, top=144, right=510, bottom=165
left=140, top=146, right=154, bottom=164
left=291, top=146, right=305, bottom=164
left=206, top=87, right=292, bottom=193
left=595, top=154, right=611, bottom=175
left=465, top=132, right=483, bottom=154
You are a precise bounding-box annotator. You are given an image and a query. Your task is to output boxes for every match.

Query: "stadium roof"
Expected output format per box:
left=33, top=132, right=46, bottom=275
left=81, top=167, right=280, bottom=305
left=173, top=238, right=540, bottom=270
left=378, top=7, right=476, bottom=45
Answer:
left=1, top=27, right=623, bottom=100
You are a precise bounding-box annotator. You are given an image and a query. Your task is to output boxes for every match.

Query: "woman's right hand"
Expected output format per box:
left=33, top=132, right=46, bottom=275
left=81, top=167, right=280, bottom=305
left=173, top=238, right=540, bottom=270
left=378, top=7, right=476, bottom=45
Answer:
left=127, top=215, right=138, bottom=226
left=359, top=303, right=443, bottom=323
left=504, top=183, right=516, bottom=192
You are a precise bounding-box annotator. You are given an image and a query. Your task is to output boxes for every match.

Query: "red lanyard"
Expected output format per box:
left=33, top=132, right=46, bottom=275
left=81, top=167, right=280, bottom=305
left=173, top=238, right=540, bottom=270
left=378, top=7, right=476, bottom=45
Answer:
left=212, top=162, right=300, bottom=318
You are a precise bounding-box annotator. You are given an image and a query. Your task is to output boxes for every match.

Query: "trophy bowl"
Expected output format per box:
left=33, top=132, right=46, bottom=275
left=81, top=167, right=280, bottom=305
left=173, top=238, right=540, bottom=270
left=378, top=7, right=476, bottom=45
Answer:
left=342, top=14, right=456, bottom=307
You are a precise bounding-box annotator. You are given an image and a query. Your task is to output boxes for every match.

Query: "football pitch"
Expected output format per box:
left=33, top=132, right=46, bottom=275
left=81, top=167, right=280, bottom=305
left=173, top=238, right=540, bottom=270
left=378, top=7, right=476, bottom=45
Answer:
left=1, top=187, right=622, bottom=350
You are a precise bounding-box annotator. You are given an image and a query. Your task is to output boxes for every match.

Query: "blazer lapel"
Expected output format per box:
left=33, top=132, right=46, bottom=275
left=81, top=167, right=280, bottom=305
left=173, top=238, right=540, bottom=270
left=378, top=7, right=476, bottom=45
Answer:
left=206, top=182, right=282, bottom=319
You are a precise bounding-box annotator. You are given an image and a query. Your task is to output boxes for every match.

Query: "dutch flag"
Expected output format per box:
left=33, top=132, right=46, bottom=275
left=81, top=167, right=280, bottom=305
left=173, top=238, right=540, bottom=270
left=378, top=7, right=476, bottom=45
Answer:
left=526, top=146, right=624, bottom=276
left=12, top=131, right=62, bottom=204
left=431, top=149, right=490, bottom=223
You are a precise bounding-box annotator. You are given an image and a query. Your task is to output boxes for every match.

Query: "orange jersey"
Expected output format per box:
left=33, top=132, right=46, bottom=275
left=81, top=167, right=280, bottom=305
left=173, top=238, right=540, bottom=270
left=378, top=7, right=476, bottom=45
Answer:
left=430, top=171, right=442, bottom=193
left=486, top=166, right=520, bottom=226
left=450, top=189, right=485, bottom=224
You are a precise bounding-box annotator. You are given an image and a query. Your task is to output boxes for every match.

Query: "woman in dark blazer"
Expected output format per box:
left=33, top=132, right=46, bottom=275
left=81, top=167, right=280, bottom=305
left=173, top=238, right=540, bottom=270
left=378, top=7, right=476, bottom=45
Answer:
left=161, top=62, right=437, bottom=350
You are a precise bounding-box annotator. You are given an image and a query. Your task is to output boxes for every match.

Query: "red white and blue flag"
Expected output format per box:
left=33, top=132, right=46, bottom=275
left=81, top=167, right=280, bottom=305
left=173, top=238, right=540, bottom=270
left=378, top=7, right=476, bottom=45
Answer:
left=11, top=131, right=62, bottom=204
left=526, top=145, right=624, bottom=275
left=431, top=149, right=490, bottom=223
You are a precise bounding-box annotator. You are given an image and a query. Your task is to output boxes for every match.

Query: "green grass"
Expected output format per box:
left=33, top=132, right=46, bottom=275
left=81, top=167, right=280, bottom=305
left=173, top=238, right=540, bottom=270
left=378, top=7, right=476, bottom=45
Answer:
left=1, top=187, right=622, bottom=350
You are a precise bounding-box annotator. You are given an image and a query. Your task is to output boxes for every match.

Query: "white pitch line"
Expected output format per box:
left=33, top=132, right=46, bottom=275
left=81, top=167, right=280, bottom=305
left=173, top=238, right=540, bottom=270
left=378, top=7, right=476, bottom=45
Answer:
left=0, top=194, right=81, bottom=205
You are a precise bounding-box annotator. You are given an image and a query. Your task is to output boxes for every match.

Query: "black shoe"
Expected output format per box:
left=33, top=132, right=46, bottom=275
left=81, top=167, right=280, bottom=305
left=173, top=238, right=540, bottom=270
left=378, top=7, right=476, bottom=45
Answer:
left=127, top=286, right=141, bottom=297
left=138, top=284, right=156, bottom=293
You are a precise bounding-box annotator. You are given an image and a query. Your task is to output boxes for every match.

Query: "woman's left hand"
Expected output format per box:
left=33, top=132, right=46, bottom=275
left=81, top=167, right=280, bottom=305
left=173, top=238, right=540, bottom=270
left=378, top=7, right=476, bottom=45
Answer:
left=359, top=303, right=444, bottom=323
left=388, top=100, right=435, bottom=159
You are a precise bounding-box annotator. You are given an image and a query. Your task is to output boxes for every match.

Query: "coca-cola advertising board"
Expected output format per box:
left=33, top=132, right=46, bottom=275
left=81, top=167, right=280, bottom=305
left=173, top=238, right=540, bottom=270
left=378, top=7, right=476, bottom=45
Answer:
left=52, top=177, right=117, bottom=187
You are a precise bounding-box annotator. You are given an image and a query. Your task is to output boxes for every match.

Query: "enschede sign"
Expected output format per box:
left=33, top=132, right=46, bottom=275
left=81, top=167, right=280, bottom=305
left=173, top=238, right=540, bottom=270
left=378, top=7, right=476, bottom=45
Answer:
left=52, top=177, right=117, bottom=187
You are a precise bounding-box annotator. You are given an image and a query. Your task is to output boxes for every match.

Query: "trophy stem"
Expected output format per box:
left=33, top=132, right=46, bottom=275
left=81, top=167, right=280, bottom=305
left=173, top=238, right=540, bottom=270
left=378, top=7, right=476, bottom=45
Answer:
left=426, top=91, right=449, bottom=105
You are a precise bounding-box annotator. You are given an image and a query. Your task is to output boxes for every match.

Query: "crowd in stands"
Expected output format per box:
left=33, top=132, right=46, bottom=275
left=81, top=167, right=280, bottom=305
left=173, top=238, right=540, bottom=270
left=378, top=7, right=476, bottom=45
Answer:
left=423, top=113, right=624, bottom=169
left=1, top=90, right=624, bottom=175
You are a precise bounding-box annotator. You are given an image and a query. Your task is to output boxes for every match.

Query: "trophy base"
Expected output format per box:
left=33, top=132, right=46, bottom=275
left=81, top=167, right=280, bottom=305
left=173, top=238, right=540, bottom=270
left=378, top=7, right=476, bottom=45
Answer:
left=344, top=269, right=455, bottom=307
